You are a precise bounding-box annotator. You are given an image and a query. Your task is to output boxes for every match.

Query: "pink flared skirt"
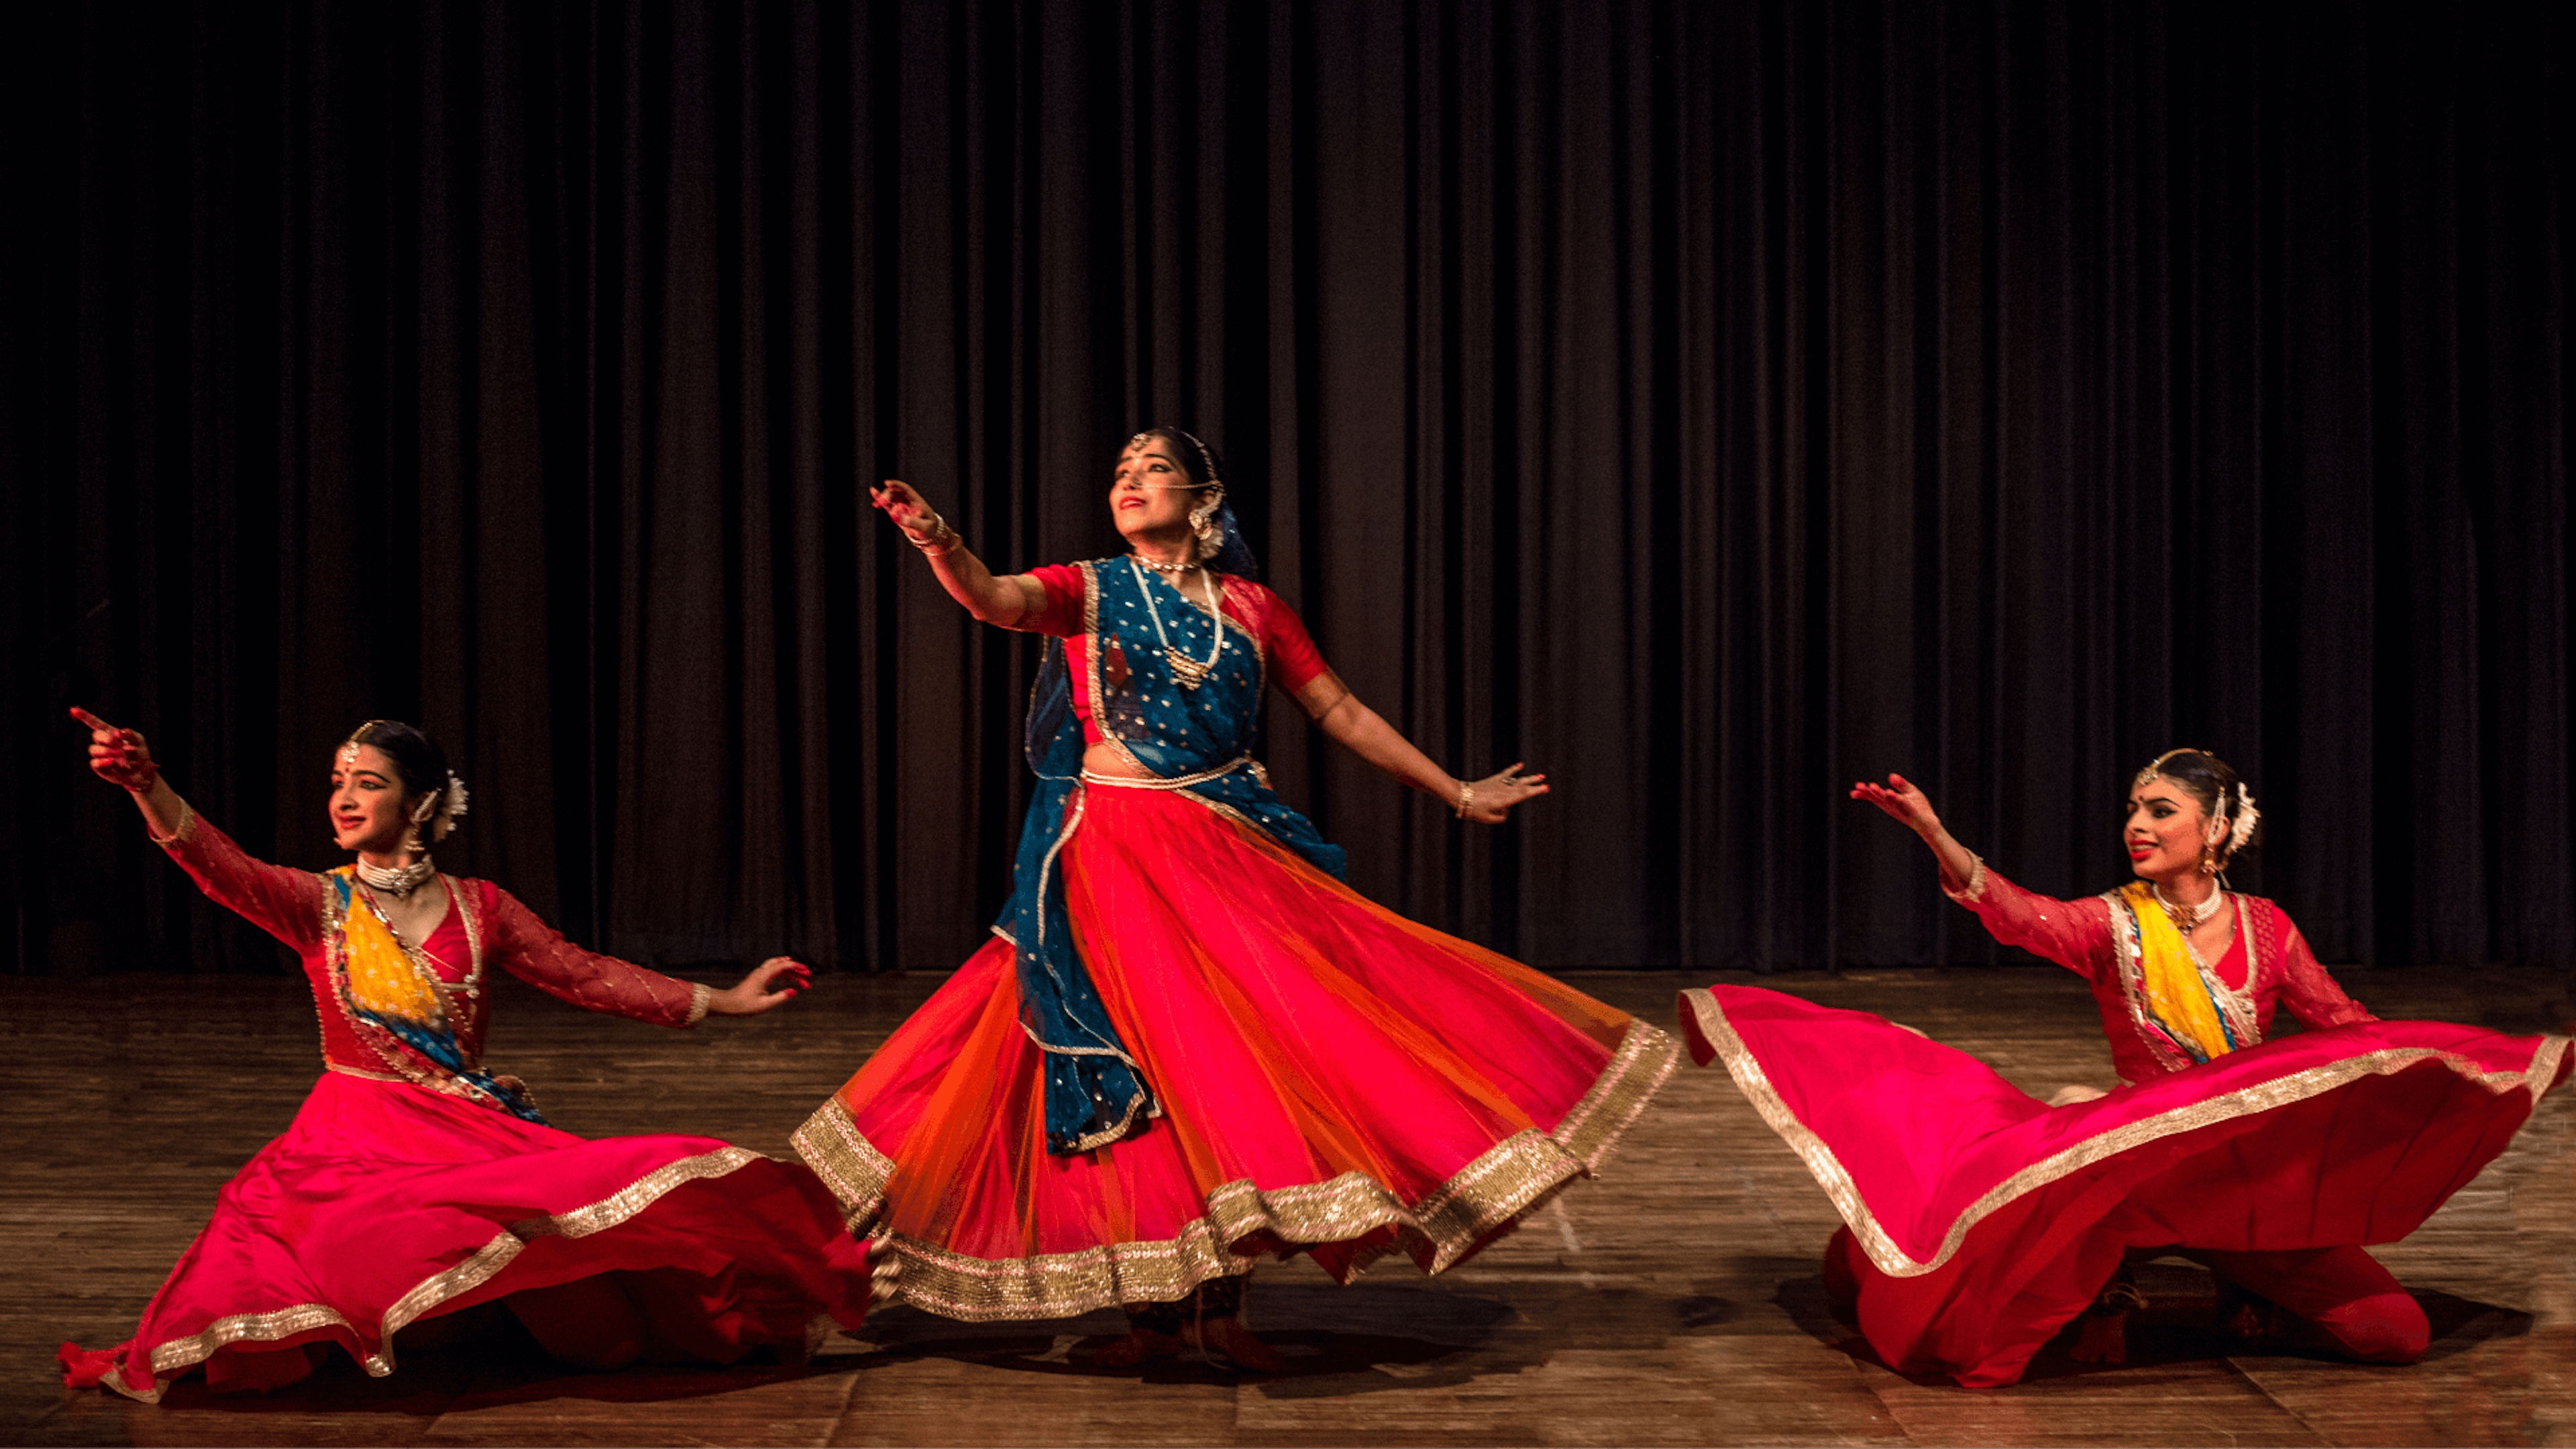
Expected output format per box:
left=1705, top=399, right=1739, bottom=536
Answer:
left=1680, top=985, right=2572, bottom=1387
left=60, top=1071, right=871, bottom=1402
left=794, top=784, right=1678, bottom=1321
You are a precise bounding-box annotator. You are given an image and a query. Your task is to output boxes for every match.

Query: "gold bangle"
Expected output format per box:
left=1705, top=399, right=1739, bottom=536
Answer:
left=1455, top=780, right=1474, bottom=819
left=906, top=513, right=959, bottom=553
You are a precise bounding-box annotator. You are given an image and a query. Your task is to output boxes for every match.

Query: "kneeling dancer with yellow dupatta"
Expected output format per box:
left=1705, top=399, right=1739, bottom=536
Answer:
left=60, top=712, right=878, bottom=1401
left=1682, top=750, right=2569, bottom=1387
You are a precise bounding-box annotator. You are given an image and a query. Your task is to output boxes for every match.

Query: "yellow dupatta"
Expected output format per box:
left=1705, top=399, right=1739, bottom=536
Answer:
left=331, top=866, right=447, bottom=1033
left=2116, top=879, right=2235, bottom=1064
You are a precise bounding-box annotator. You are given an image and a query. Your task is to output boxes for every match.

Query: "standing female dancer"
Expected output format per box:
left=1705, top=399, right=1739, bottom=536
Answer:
left=60, top=710, right=879, bottom=1401
left=1680, top=751, right=2569, bottom=1387
left=795, top=429, right=1674, bottom=1369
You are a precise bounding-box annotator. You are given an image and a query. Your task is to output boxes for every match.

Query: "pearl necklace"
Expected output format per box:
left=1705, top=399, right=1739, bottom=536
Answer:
left=2152, top=881, right=2224, bottom=932
left=1128, top=557, right=1226, bottom=690
left=359, top=856, right=436, bottom=898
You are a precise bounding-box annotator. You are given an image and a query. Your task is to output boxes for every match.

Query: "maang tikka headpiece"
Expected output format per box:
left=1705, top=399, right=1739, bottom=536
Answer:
left=2132, top=747, right=2198, bottom=791
left=340, top=719, right=385, bottom=768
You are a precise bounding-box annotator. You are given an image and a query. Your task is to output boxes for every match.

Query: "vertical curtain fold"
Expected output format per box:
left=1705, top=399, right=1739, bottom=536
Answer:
left=9, top=0, right=2571, bottom=979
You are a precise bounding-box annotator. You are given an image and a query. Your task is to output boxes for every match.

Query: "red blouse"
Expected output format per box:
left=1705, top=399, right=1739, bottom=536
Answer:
left=154, top=805, right=709, bottom=1082
left=1947, top=861, right=2377, bottom=1085
left=1020, top=564, right=1330, bottom=745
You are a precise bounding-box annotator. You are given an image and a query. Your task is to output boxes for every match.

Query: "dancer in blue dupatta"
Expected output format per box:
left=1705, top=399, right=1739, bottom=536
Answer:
left=796, top=428, right=1675, bottom=1370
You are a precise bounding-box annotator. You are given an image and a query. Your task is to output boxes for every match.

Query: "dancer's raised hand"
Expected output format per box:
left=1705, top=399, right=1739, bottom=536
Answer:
left=1852, top=771, right=1982, bottom=890
left=1851, top=772, right=1941, bottom=836
left=871, top=480, right=946, bottom=545
left=70, top=707, right=160, bottom=793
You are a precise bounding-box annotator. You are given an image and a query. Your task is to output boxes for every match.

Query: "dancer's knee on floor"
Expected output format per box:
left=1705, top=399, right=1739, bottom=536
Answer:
left=2318, top=1291, right=2429, bottom=1364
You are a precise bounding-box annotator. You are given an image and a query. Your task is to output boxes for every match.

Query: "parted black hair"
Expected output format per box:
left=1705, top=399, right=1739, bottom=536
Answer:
left=1136, top=425, right=1226, bottom=490
left=343, top=720, right=449, bottom=802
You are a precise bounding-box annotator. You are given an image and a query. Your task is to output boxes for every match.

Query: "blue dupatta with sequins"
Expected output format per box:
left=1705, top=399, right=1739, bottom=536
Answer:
left=1001, top=558, right=1346, bottom=1155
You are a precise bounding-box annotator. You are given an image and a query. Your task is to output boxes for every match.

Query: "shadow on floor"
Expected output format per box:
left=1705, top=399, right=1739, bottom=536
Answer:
left=54, top=1307, right=835, bottom=1432
left=843, top=1275, right=1757, bottom=1399
left=1768, top=1265, right=2534, bottom=1389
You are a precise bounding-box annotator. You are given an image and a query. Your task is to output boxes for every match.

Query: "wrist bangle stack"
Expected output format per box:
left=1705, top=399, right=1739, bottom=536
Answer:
left=1455, top=780, right=1475, bottom=819
left=907, top=513, right=960, bottom=555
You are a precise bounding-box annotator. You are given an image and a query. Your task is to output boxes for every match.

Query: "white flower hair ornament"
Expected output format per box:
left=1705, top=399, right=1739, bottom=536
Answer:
left=2226, top=783, right=2258, bottom=860
left=421, top=771, right=470, bottom=843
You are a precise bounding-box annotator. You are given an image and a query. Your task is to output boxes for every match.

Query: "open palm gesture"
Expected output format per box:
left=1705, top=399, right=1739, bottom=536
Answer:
left=1850, top=772, right=1941, bottom=836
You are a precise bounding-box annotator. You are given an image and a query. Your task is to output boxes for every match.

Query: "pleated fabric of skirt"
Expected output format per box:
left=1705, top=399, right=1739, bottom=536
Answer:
left=60, top=1071, right=872, bottom=1402
left=1680, top=984, right=2571, bottom=1387
left=796, top=784, right=1677, bottom=1320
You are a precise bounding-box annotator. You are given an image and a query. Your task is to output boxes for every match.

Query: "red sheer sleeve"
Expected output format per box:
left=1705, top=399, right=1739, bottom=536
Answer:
left=1020, top=564, right=1087, bottom=637
left=2261, top=900, right=2379, bottom=1029
left=1944, top=859, right=2116, bottom=981
left=476, top=883, right=711, bottom=1028
left=152, top=802, right=329, bottom=953
left=1230, top=581, right=1328, bottom=692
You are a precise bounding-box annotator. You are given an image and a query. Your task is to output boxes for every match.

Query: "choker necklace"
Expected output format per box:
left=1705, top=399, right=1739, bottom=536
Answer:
left=359, top=857, right=436, bottom=898
left=1131, top=553, right=1197, bottom=574
left=2152, top=881, right=2223, bottom=930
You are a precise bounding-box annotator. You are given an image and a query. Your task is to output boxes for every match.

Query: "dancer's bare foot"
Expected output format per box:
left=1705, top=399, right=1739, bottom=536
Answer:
left=1187, top=1316, right=1286, bottom=1373
left=1093, top=1327, right=1187, bottom=1368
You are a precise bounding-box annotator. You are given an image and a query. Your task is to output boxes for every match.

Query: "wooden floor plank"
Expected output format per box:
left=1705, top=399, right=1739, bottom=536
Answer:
left=5, top=966, right=2569, bottom=1446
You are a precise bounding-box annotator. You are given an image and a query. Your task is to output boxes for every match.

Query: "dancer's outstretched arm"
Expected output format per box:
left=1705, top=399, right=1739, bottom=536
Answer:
left=1292, top=672, right=1548, bottom=825
left=873, top=480, right=1044, bottom=627
left=1860, top=771, right=2113, bottom=973
left=1851, top=772, right=1980, bottom=892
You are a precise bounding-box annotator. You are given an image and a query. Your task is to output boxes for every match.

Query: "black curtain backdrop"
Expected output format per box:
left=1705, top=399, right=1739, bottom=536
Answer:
left=6, top=2, right=2571, bottom=979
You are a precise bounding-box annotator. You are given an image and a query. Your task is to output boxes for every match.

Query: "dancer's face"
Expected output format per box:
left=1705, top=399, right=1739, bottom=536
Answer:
left=331, top=744, right=421, bottom=856
left=2123, top=776, right=2220, bottom=882
left=1109, top=436, right=1206, bottom=544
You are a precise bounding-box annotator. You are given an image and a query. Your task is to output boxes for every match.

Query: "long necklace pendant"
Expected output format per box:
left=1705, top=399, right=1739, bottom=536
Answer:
left=1166, top=649, right=1212, bottom=690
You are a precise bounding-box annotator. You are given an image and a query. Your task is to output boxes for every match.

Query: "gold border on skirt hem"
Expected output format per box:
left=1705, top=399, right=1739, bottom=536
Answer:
left=790, top=1095, right=898, bottom=1231
left=97, top=1146, right=767, bottom=1404
left=1680, top=987, right=2572, bottom=1279
left=792, top=1019, right=1679, bottom=1322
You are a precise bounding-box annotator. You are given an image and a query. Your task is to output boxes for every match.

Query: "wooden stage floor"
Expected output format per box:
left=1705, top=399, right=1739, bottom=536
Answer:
left=5, top=965, right=2571, bottom=1447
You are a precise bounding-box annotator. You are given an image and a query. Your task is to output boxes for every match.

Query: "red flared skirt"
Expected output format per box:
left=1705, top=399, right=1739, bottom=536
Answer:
left=795, top=784, right=1677, bottom=1321
left=60, top=1071, right=871, bottom=1402
left=1680, top=985, right=2571, bottom=1387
